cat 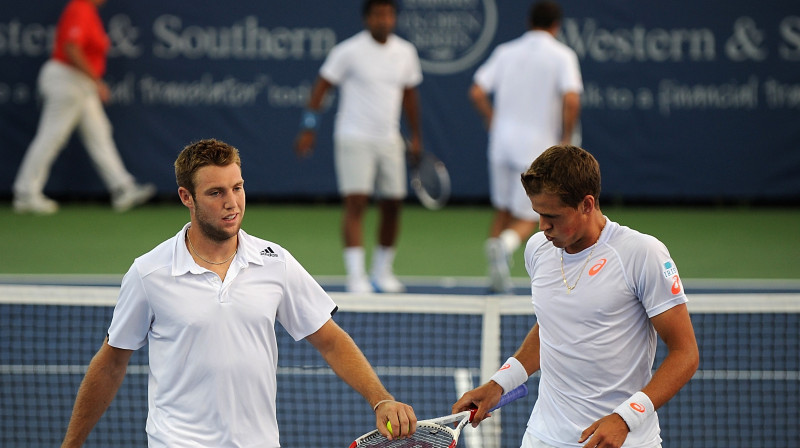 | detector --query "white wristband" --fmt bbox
[489,357,528,394]
[613,391,655,432]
